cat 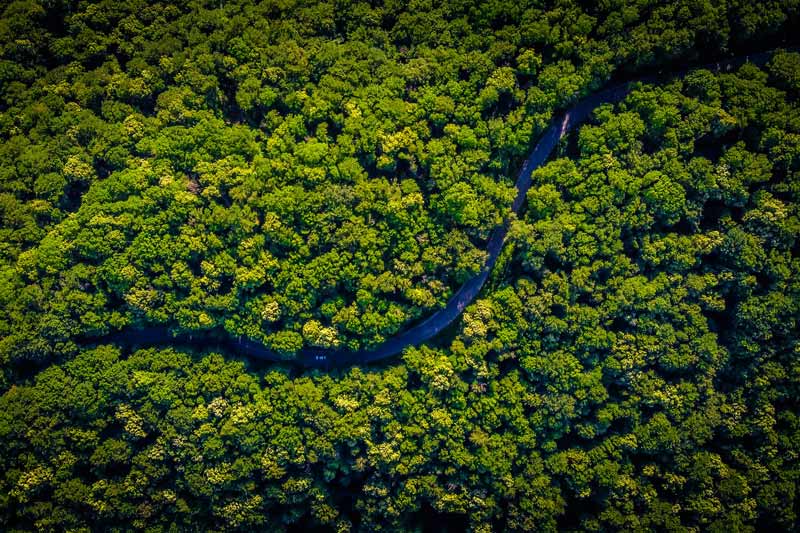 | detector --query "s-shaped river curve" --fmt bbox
[92,49,790,368]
